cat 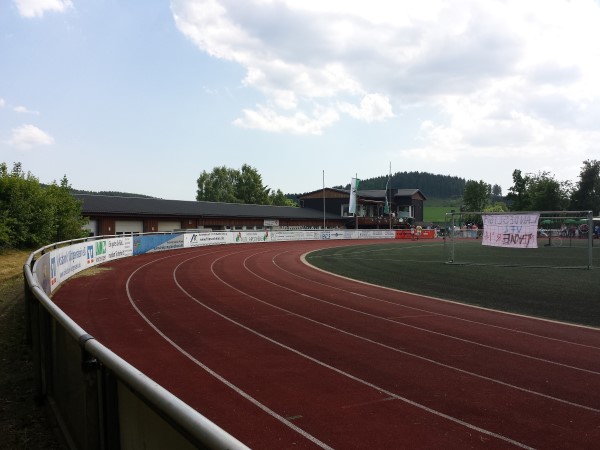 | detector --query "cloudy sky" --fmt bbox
[2,0,599,200]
